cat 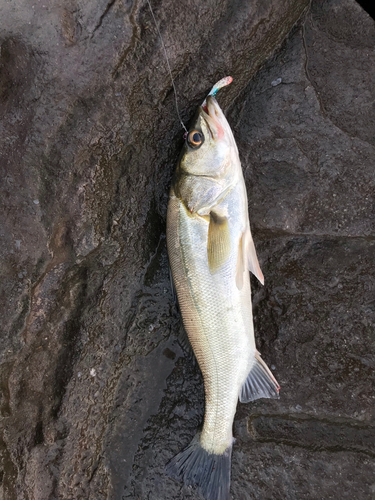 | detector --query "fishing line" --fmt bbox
[146,0,188,134]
